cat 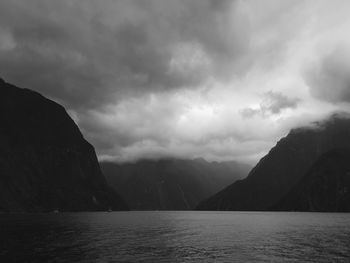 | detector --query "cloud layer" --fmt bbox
[1,0,350,164]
